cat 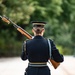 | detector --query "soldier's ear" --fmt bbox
[32,28,35,33]
[32,29,34,33]
[42,28,45,33]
